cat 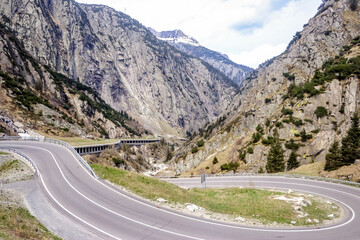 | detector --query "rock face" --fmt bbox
[0,0,238,136]
[172,0,360,174]
[149,28,253,86]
